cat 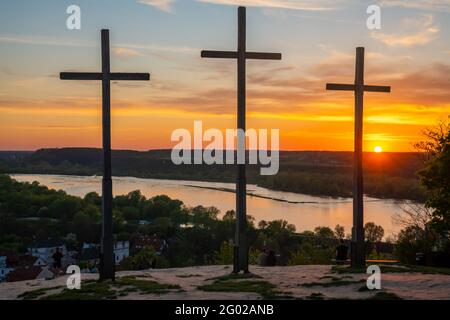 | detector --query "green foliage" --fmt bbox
[121,246,169,270]
[288,241,334,265]
[364,222,385,243]
[394,225,438,264]
[214,241,234,265]
[334,224,345,239]
[416,122,450,236]
[314,226,336,239]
